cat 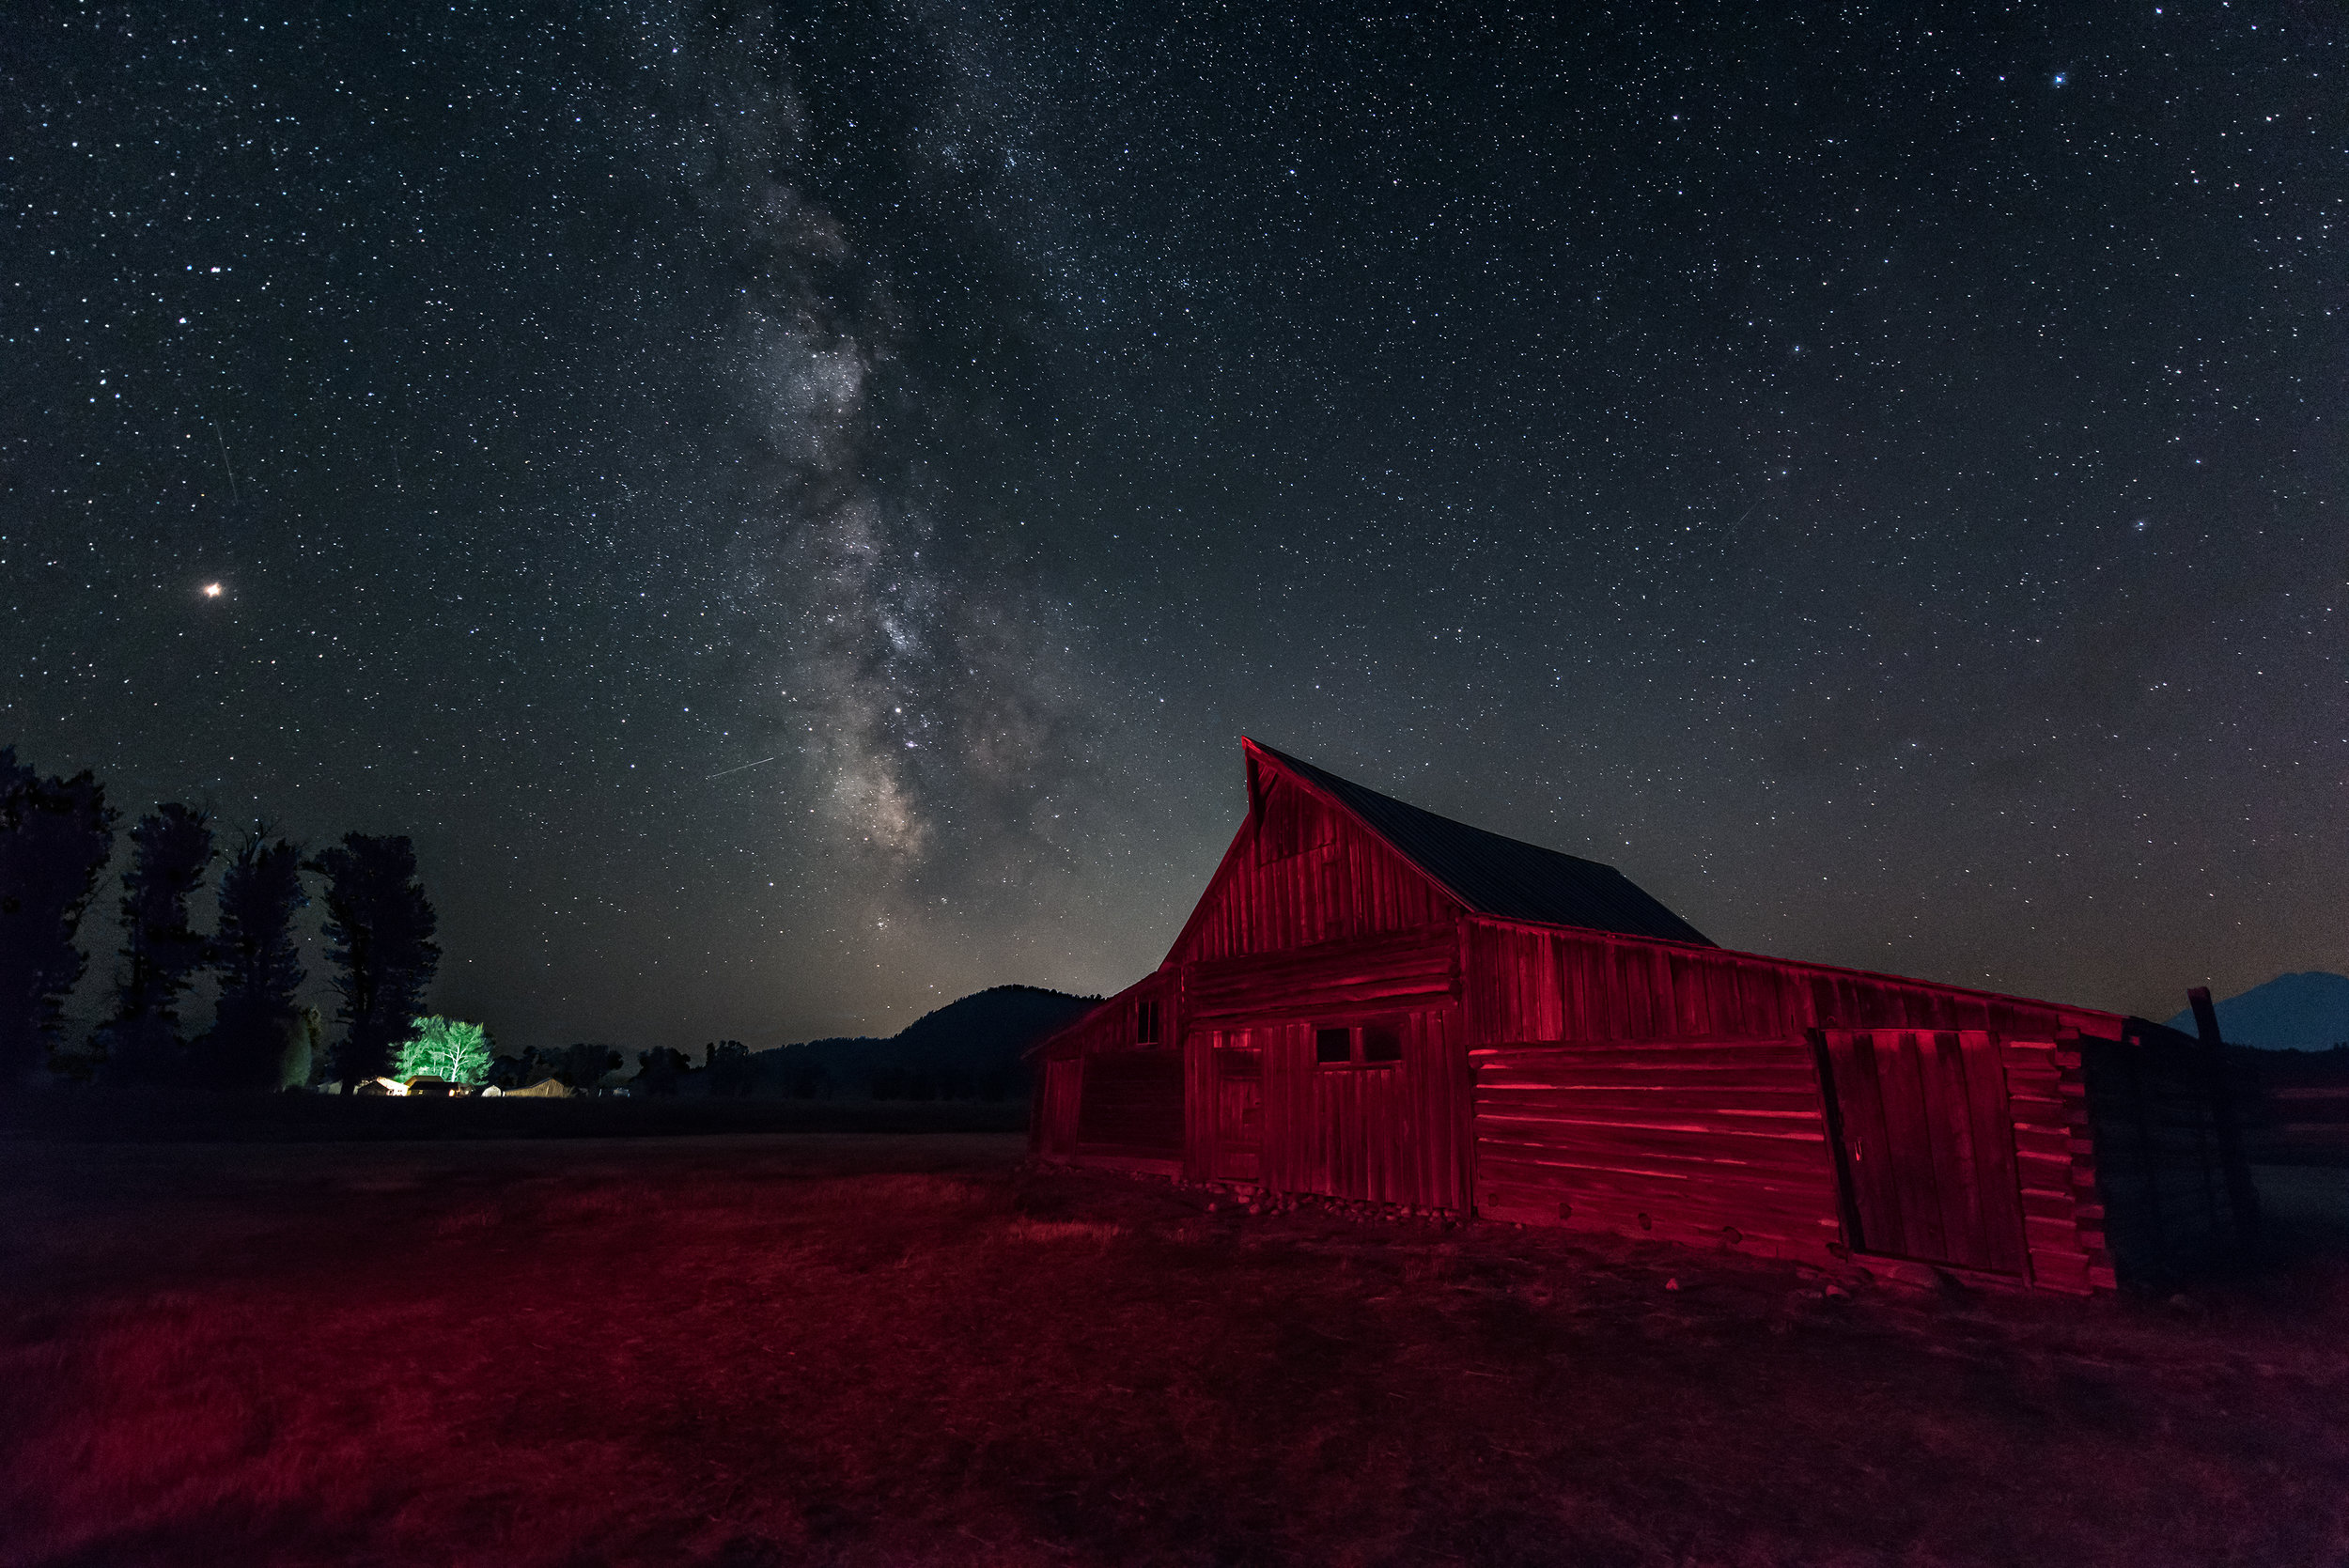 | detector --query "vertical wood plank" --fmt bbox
[1922,1030,1990,1265]
[1959,1030,2028,1274]
[1830,1032,1906,1256]
[1875,1032,1951,1261]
